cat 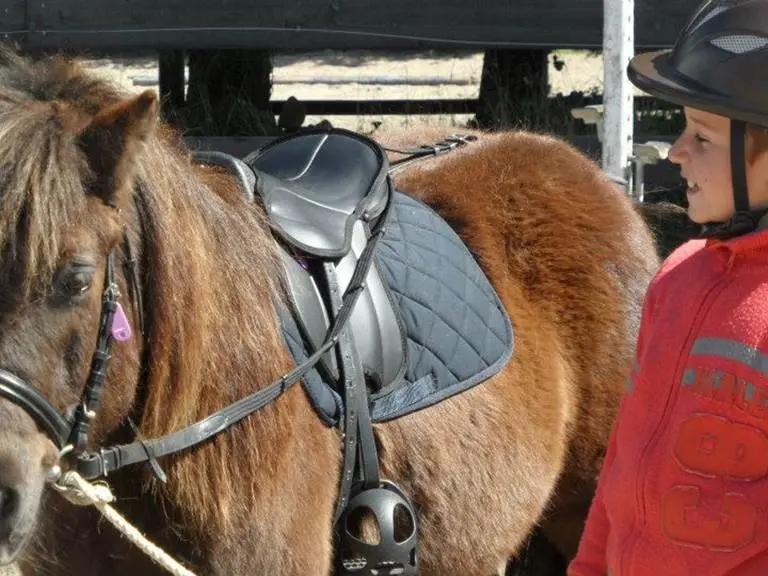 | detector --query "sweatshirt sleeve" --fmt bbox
[568,273,659,576]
